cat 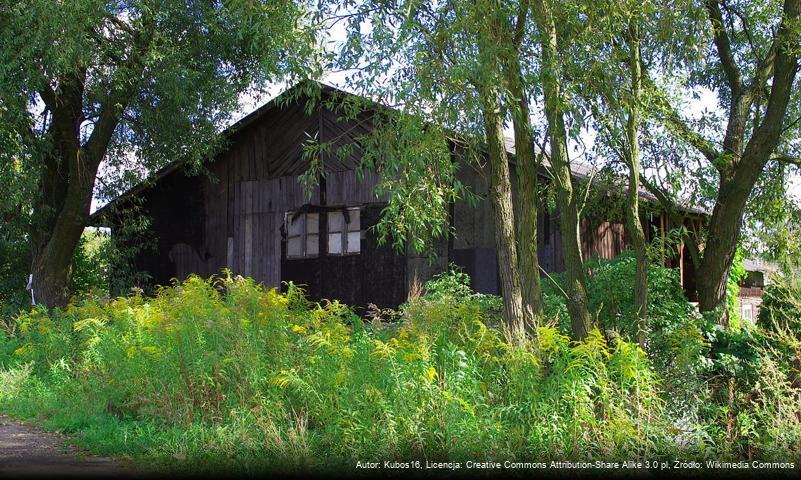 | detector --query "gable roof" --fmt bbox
[92,81,330,220]
[91,80,706,222]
